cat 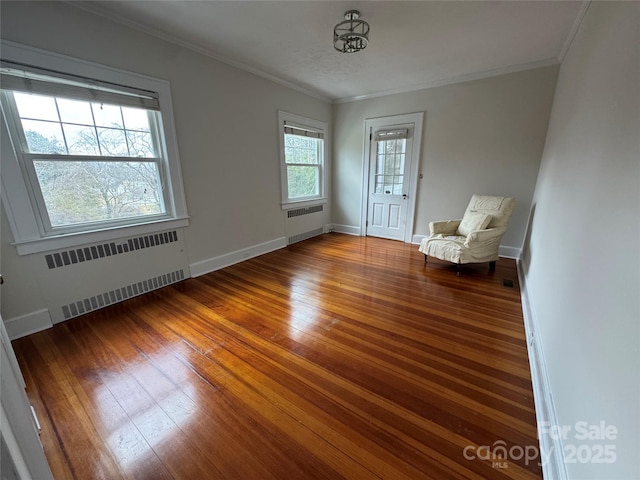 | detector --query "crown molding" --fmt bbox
[332,57,559,104]
[67,1,581,107]
[557,0,591,63]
